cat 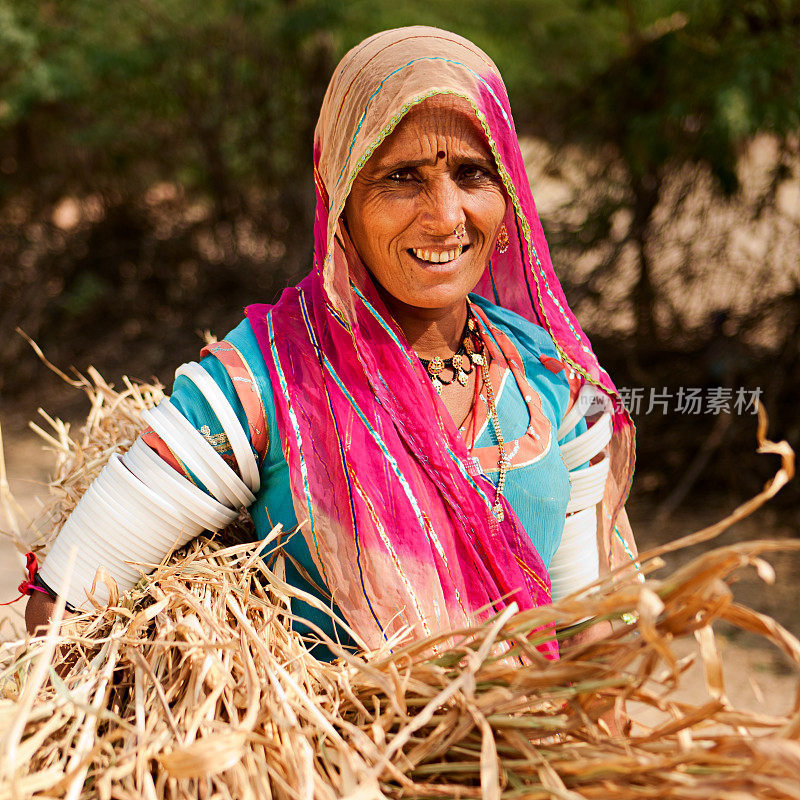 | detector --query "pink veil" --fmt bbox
[246,27,635,655]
